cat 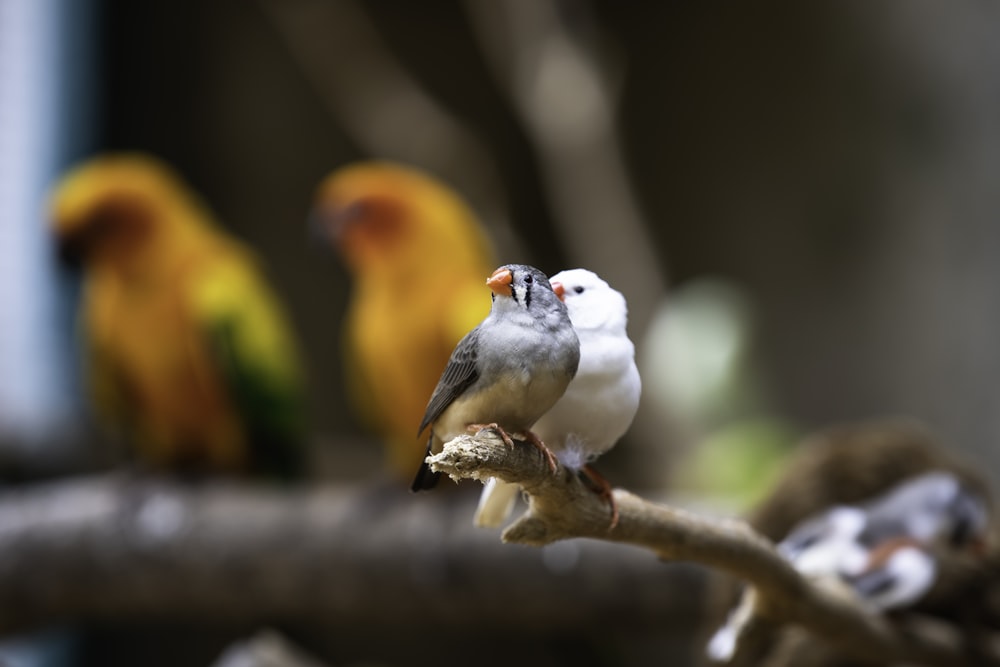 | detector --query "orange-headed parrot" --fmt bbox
[311,161,497,480]
[50,153,306,479]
